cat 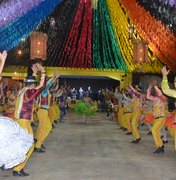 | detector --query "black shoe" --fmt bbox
[153,148,161,153]
[153,146,165,154]
[125,132,132,135]
[13,169,29,176]
[0,164,5,171]
[159,148,165,153]
[123,128,127,131]
[41,144,46,150]
[34,147,45,153]
[31,122,36,127]
[131,140,136,143]
[147,131,152,135]
[131,138,141,144]
[163,140,168,144]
